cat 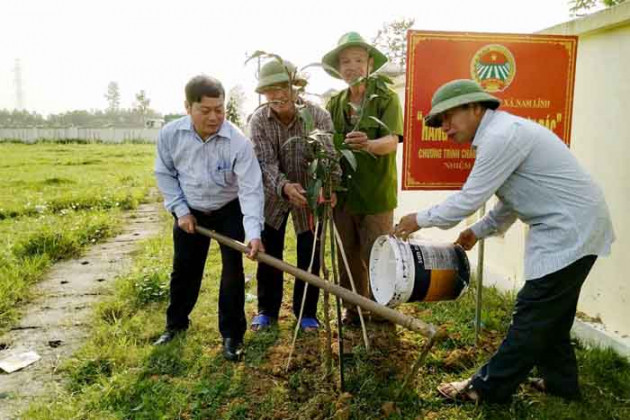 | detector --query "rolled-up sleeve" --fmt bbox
[416,123,529,231]
[379,90,404,140]
[234,139,265,242]
[155,129,190,218]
